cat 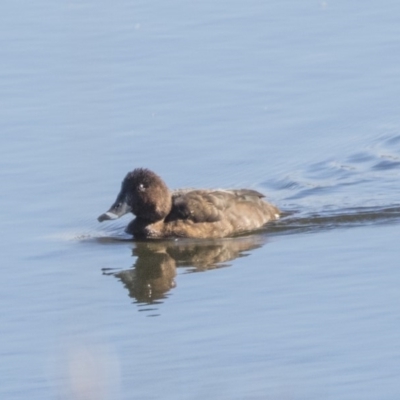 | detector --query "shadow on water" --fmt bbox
[97,133,400,314]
